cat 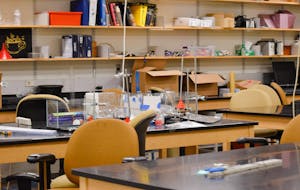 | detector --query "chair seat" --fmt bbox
[51,174,78,189]
[254,127,278,138]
